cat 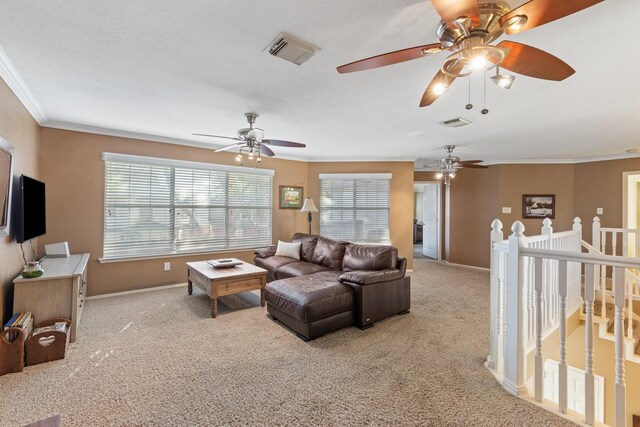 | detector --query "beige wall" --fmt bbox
[38,129,414,296]
[307,162,414,269]
[0,80,40,323]
[39,128,309,296]
[448,167,500,267]
[416,164,579,269]
[497,164,575,233]
[574,158,640,244]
